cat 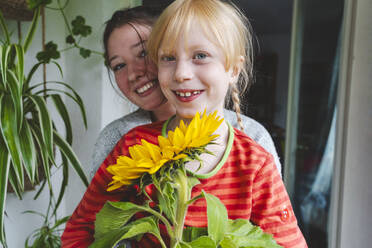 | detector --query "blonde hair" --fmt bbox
[147,0,254,130]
